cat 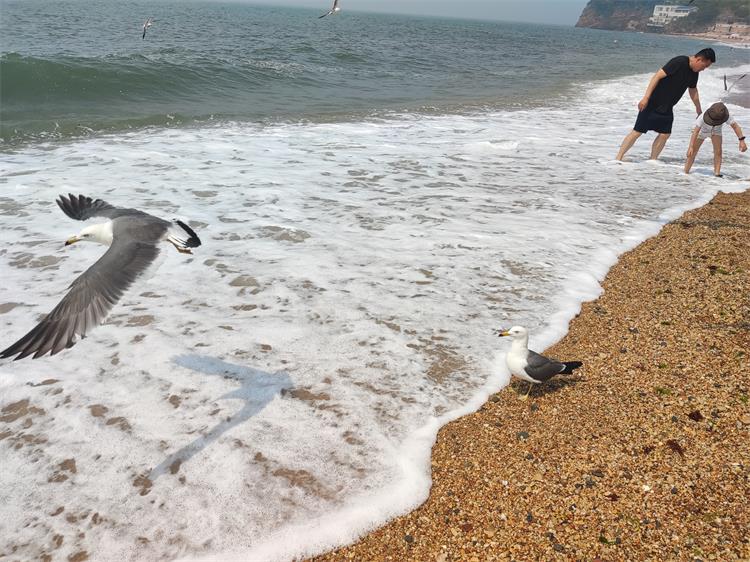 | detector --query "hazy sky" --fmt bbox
[253,1,591,26]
